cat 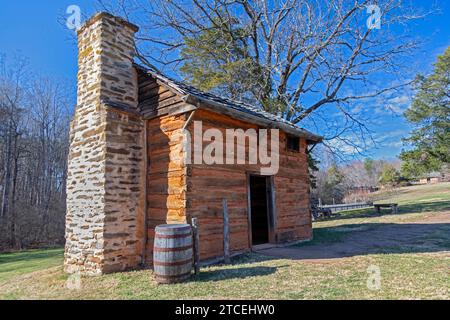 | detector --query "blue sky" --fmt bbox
[0,1,449,161]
